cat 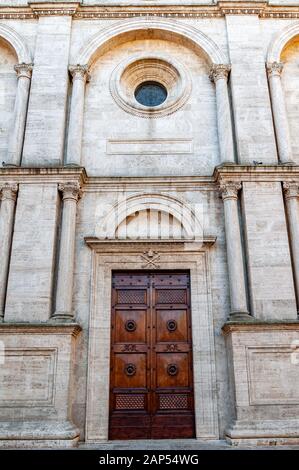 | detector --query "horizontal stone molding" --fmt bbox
[107,139,193,155]
[29,2,80,17]
[0,420,80,440]
[214,164,299,184]
[0,322,82,337]
[222,320,299,335]
[84,237,217,251]
[2,4,299,20]
[2,165,299,191]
